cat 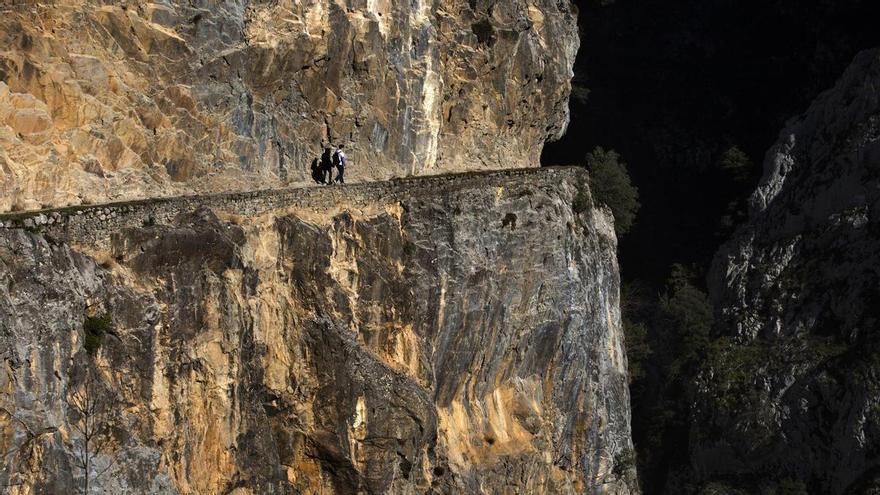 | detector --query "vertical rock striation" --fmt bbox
[0,169,636,494]
[698,49,880,493]
[0,0,578,212]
